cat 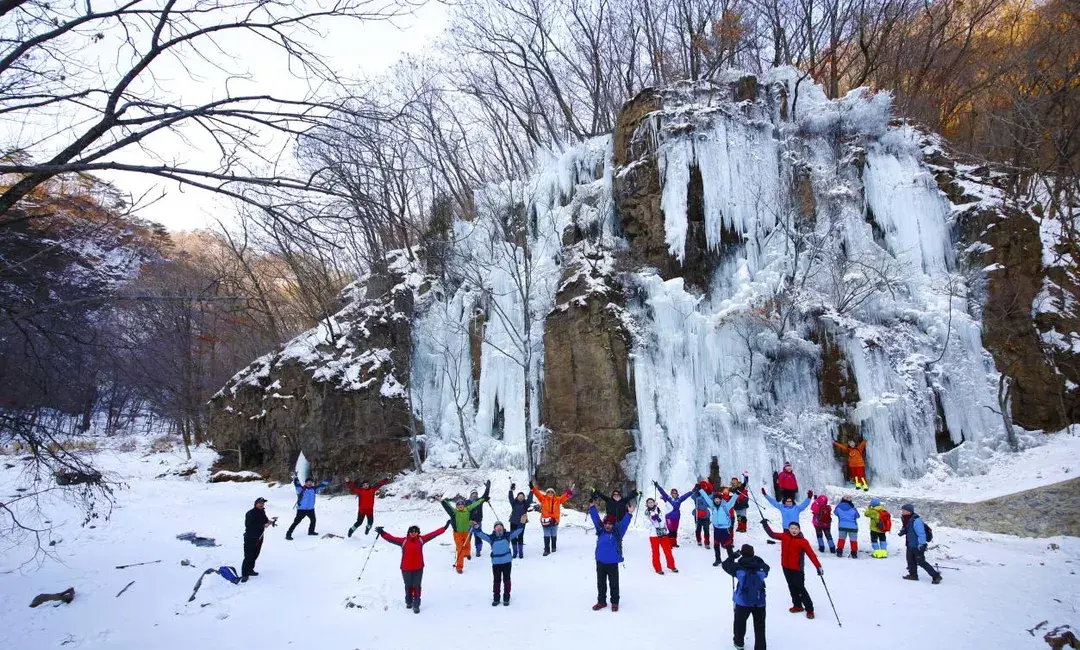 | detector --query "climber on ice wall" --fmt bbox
[834,438,870,490]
